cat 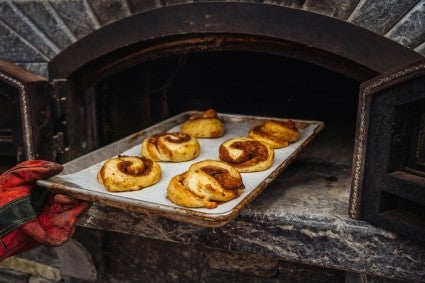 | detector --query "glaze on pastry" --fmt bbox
[248,119,299,149]
[97,156,161,192]
[167,160,245,209]
[181,109,225,138]
[219,137,274,173]
[142,132,200,162]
